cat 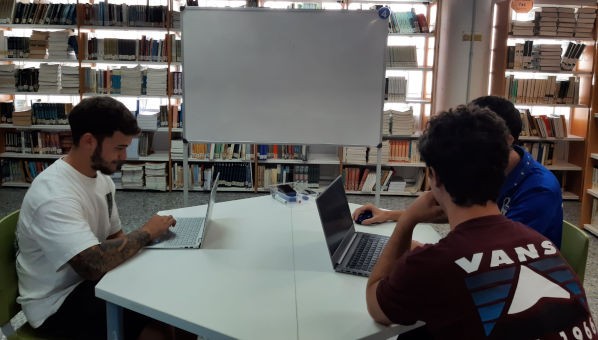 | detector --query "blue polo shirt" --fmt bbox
[497,145,563,248]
